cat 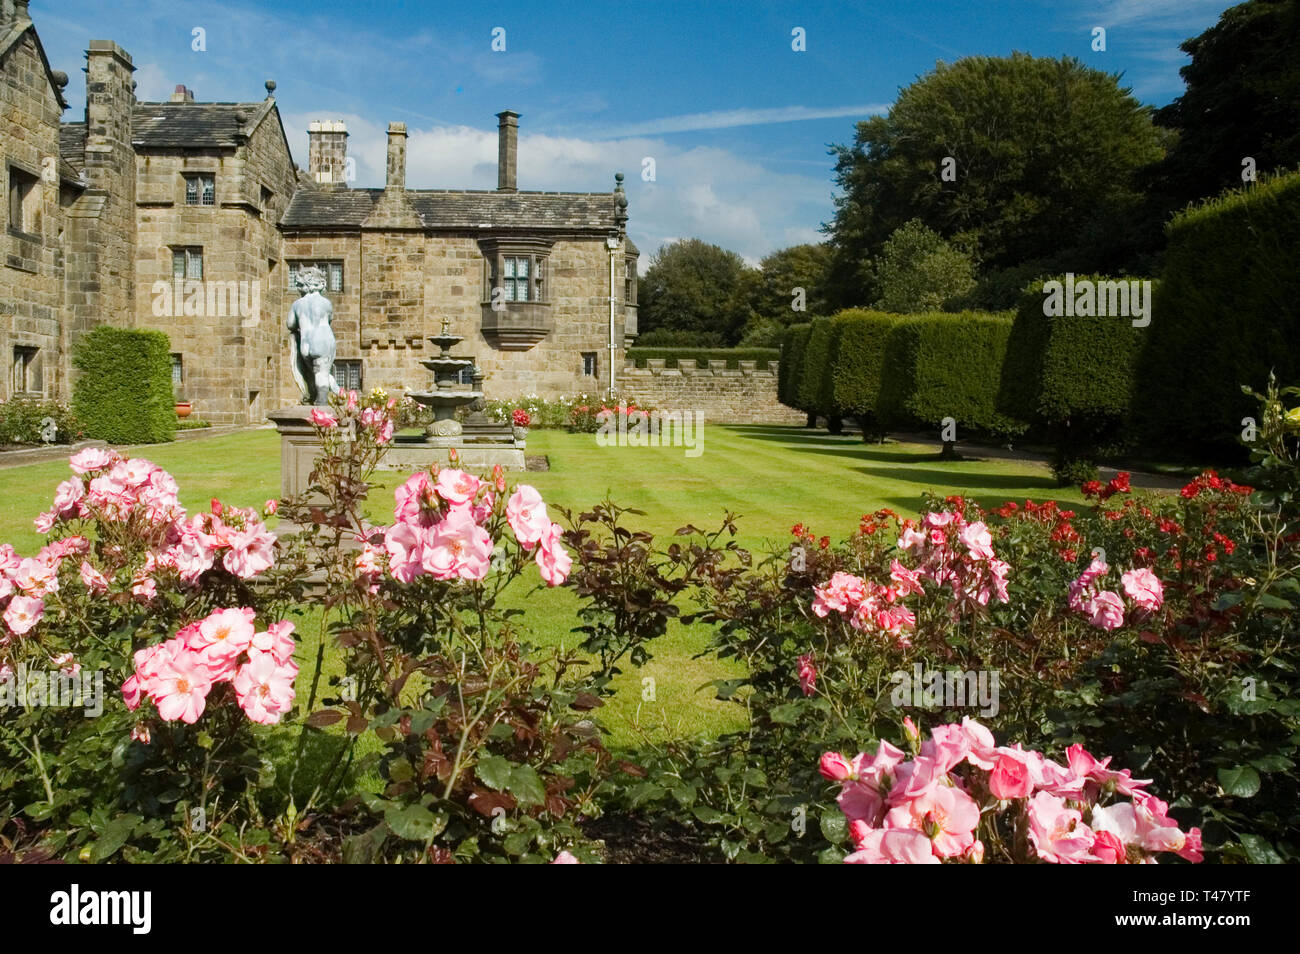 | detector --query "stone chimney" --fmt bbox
[385,122,407,191]
[307,120,348,185]
[169,84,194,103]
[2,2,31,28]
[72,40,137,341]
[496,110,519,192]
